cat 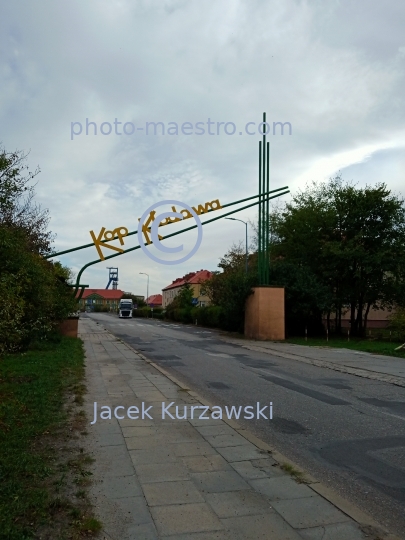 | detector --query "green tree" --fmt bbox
[202,244,256,332]
[271,176,405,335]
[165,282,195,323]
[0,226,77,353]
[0,145,78,353]
[0,145,52,254]
[176,282,194,308]
[388,308,405,341]
[123,292,146,308]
